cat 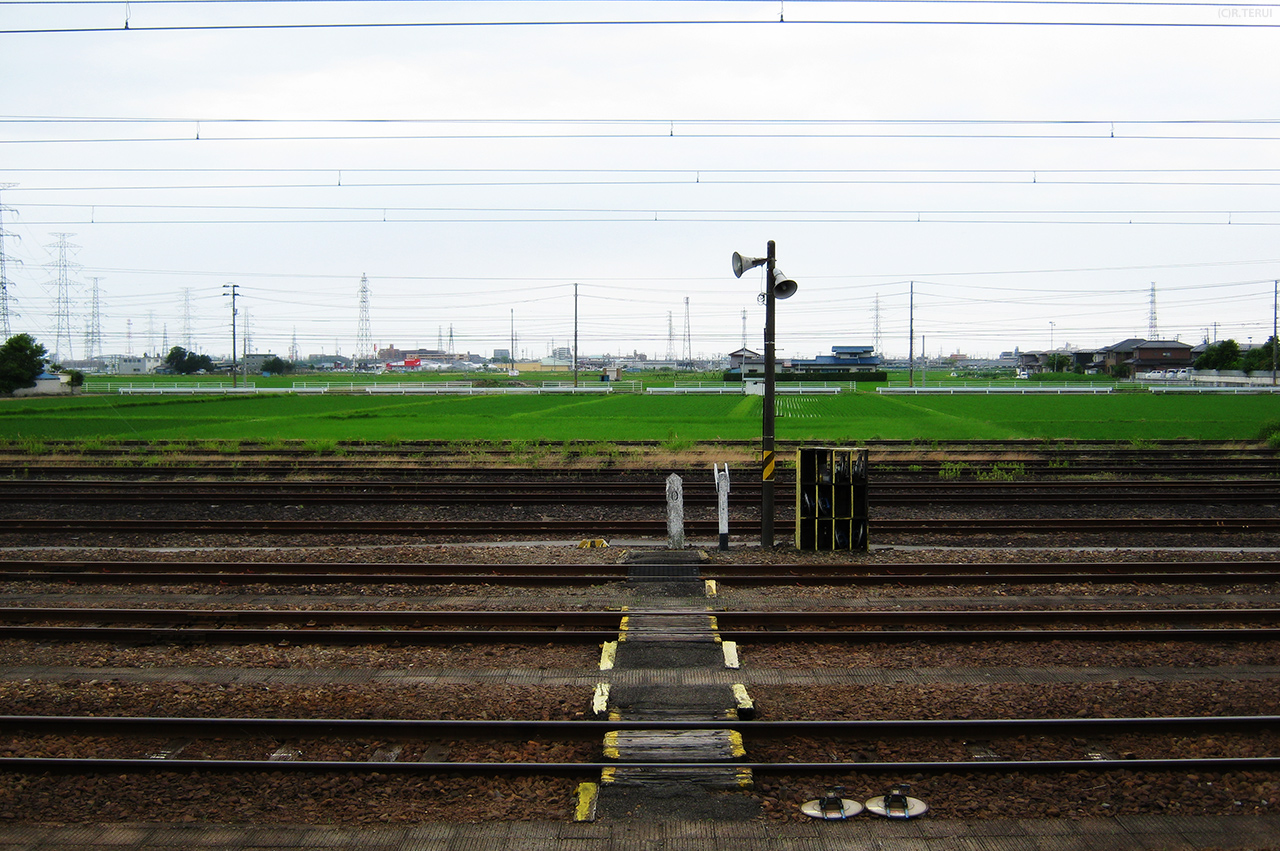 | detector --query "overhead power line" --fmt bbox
[5,7,1280,36]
